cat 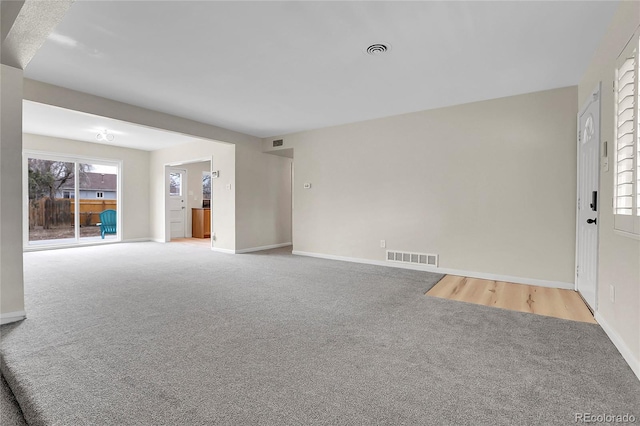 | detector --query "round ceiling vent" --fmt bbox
[365,43,391,56]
